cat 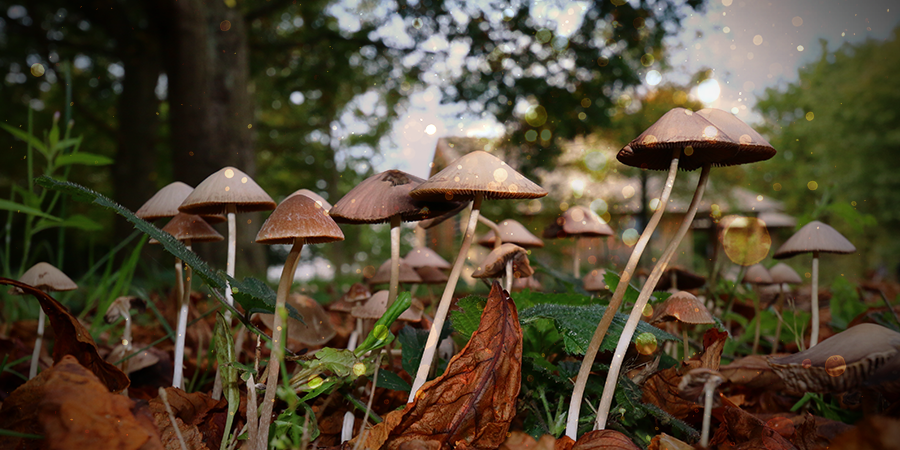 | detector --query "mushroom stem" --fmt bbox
[388,215,402,309]
[409,194,483,402]
[29,308,45,379]
[772,284,785,355]
[214,204,238,400]
[810,251,820,347]
[682,326,689,360]
[752,289,761,354]
[415,225,426,248]
[341,411,355,443]
[594,163,710,431]
[573,238,580,278]
[701,378,717,447]
[477,215,502,249]
[173,241,193,389]
[175,258,184,304]
[257,238,303,449]
[505,259,513,293]
[565,147,680,439]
